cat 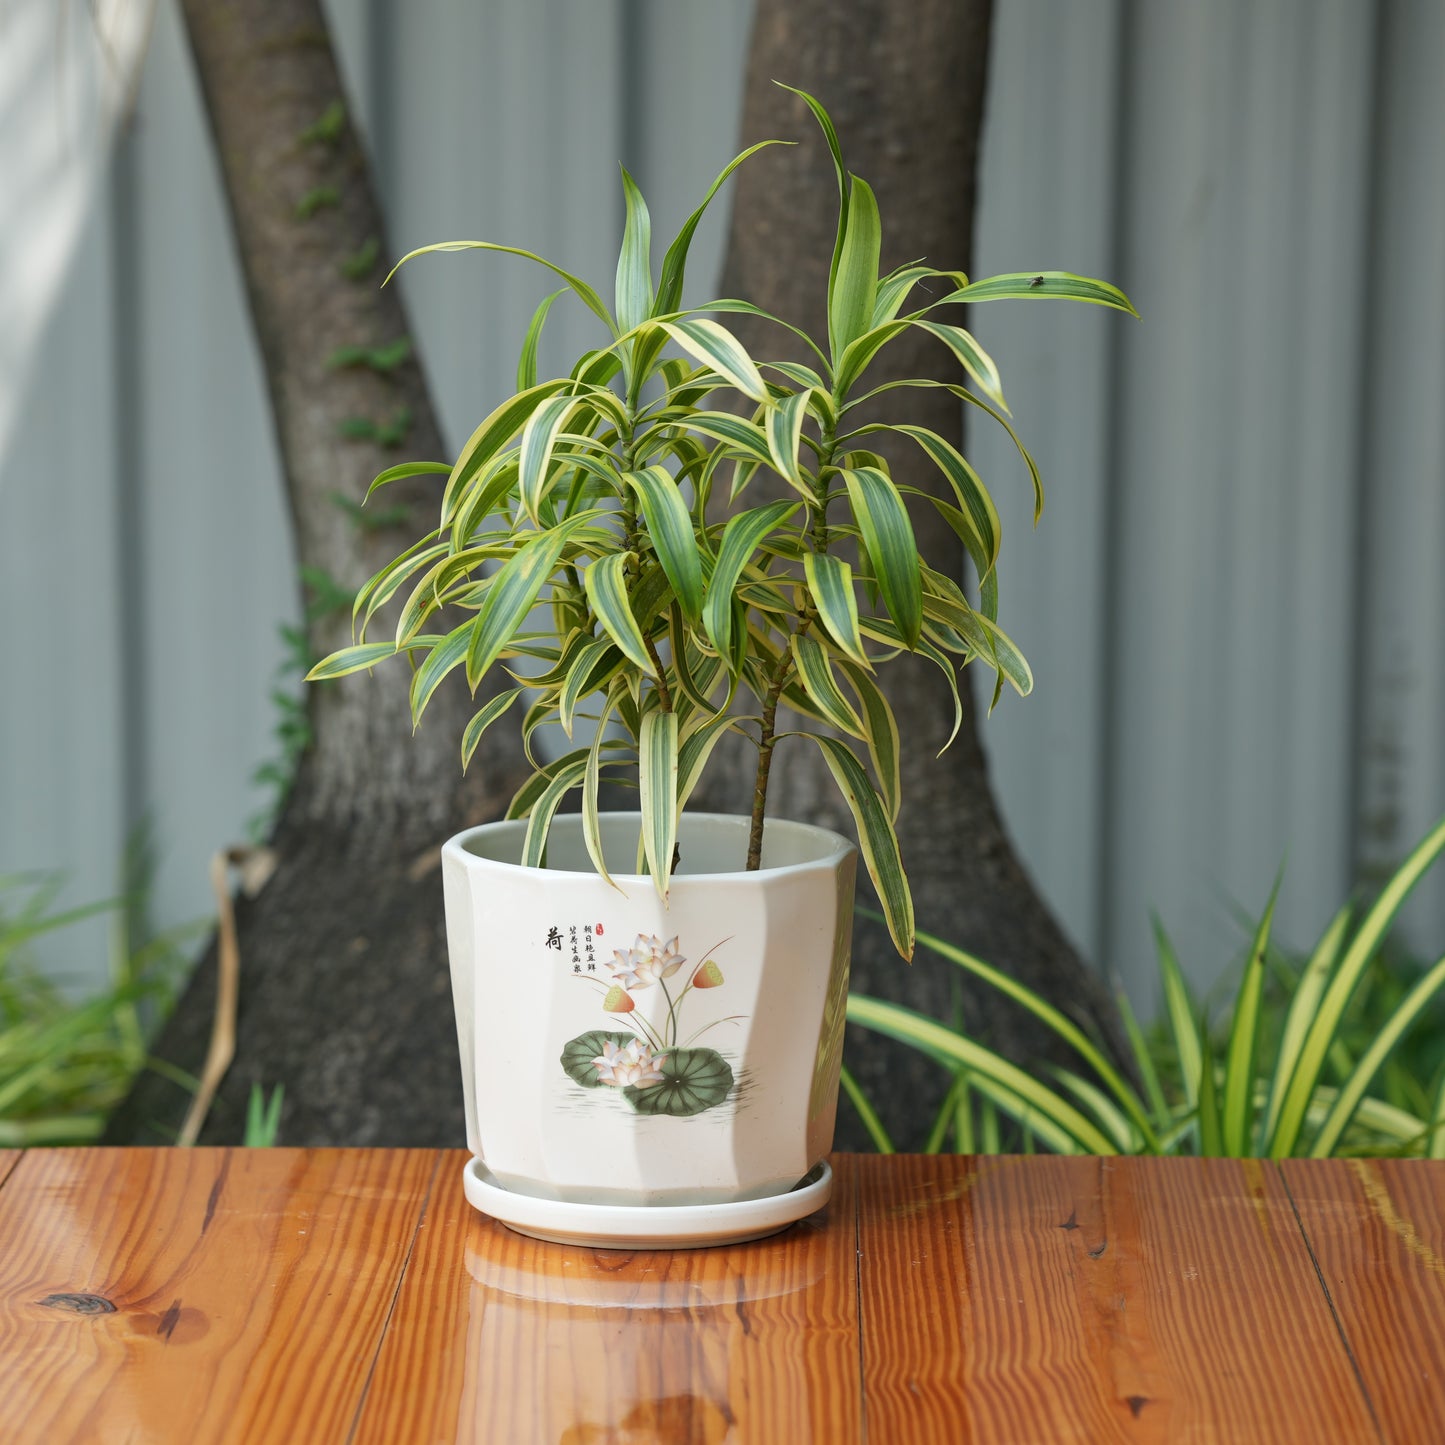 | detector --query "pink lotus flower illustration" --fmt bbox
[604,933,686,991]
[591,1037,668,1089]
